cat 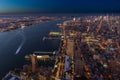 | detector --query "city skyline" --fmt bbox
[0,0,120,14]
